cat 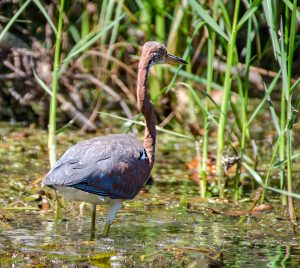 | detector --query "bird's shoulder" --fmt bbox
[56,134,144,165]
[43,134,148,187]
